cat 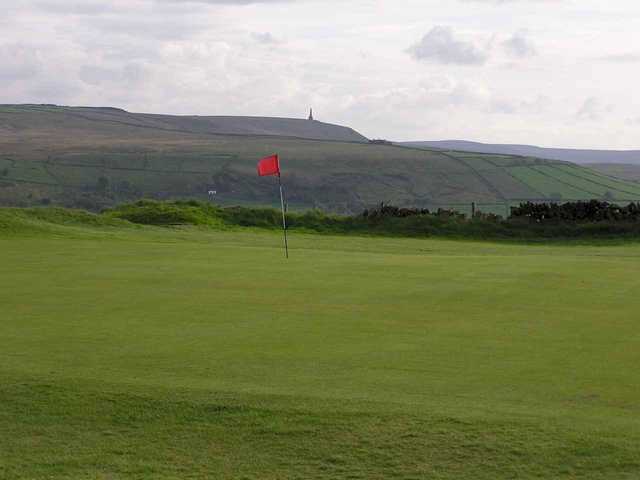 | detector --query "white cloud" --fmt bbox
[576,97,614,121]
[407,27,489,65]
[597,52,640,63]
